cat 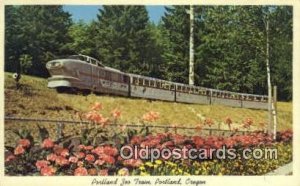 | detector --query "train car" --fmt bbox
[46,54,130,96]
[46,54,269,110]
[175,83,211,105]
[129,74,175,101]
